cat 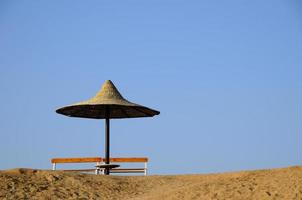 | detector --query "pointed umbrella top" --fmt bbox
[56,80,160,119]
[82,80,132,105]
